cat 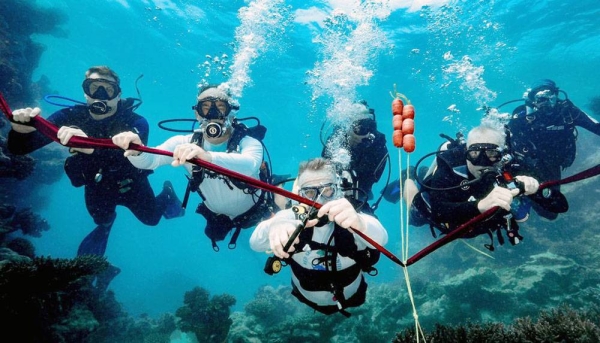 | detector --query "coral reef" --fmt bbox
[5,236,35,258]
[393,304,600,343]
[0,133,36,180]
[0,132,66,190]
[0,0,67,255]
[176,286,237,343]
[0,255,107,341]
[230,284,365,342]
[0,0,66,108]
[0,253,179,343]
[0,204,50,238]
